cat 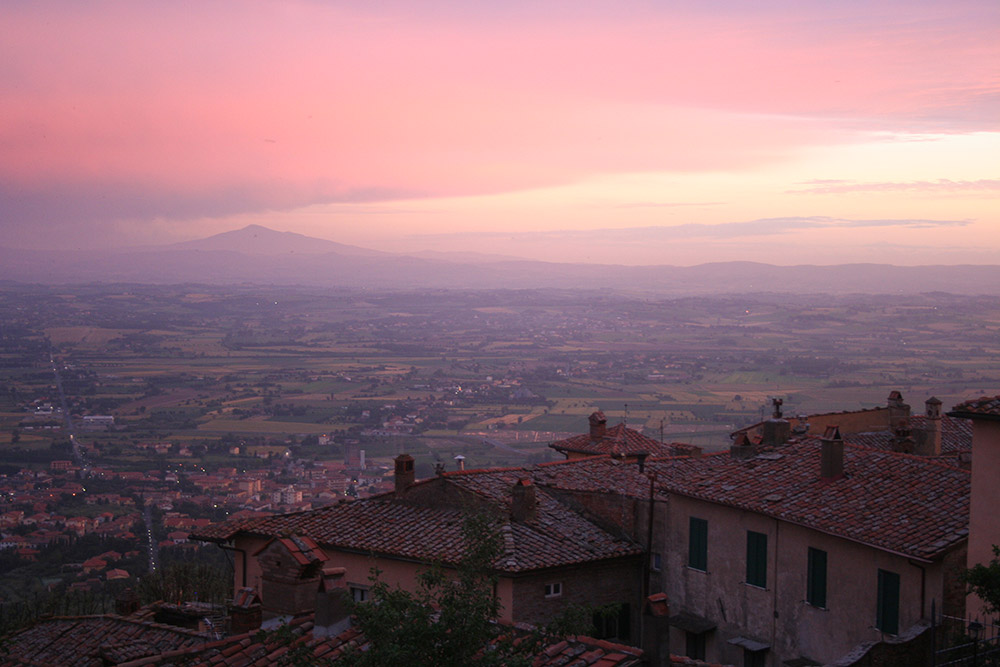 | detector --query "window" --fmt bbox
[544,582,562,598]
[743,648,767,667]
[746,531,767,588]
[806,547,827,608]
[876,569,900,634]
[350,586,369,603]
[688,517,708,571]
[685,631,706,660]
[592,603,630,642]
